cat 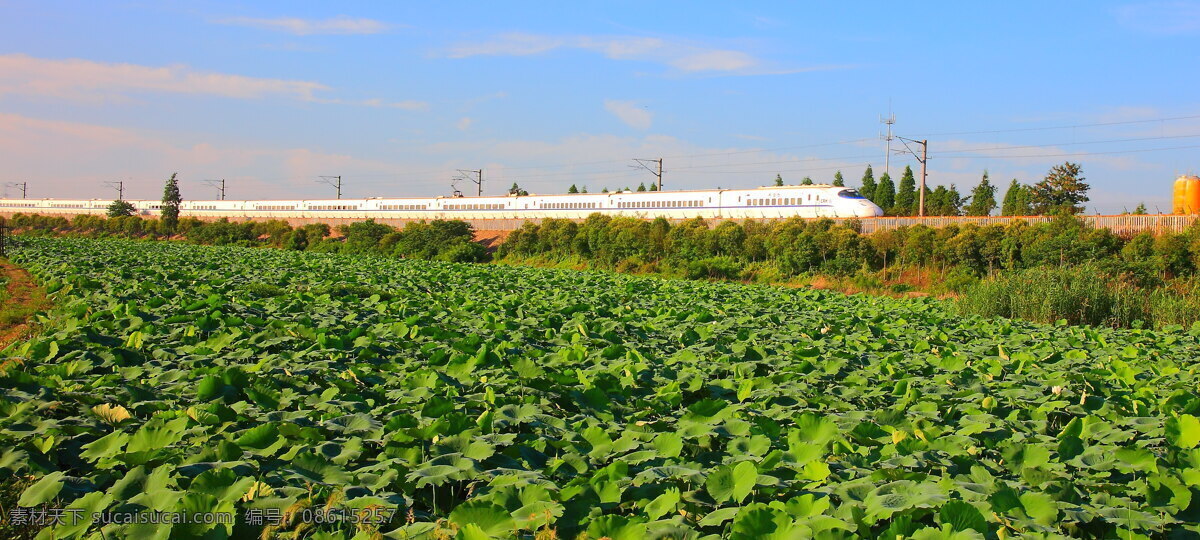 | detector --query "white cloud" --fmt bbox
[216,15,392,36]
[316,97,429,110]
[447,33,565,58]
[445,32,846,76]
[0,53,328,101]
[1114,2,1200,34]
[604,100,653,130]
[457,117,474,131]
[0,54,427,111]
[670,50,758,72]
[0,112,410,200]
